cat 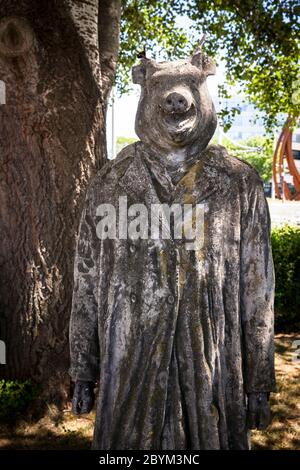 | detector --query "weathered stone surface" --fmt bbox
[69,50,276,449]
